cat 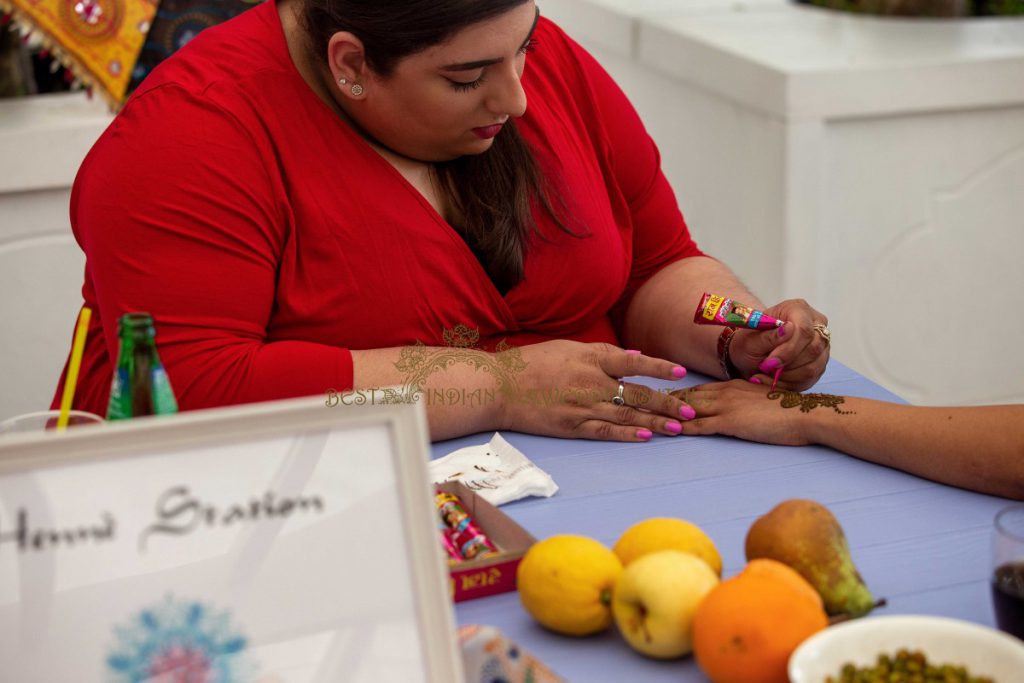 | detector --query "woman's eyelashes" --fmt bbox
[447,40,538,92]
[449,74,486,91]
